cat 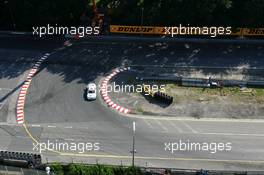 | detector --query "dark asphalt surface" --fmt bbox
[1,35,264,170]
[24,39,264,123]
[0,35,65,122]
